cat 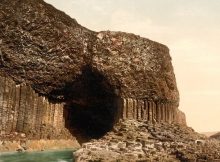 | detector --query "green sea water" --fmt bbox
[0,149,75,162]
